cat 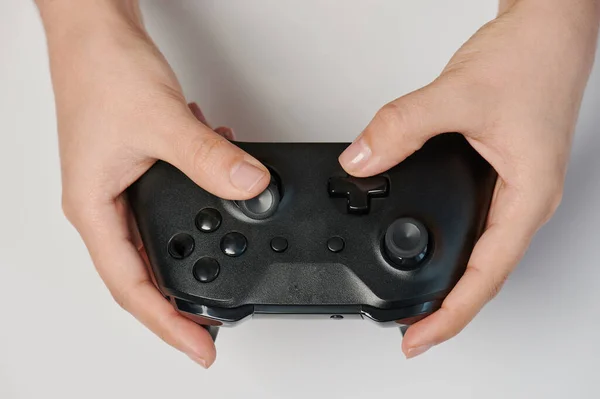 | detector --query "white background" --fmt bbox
[1,1,600,398]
